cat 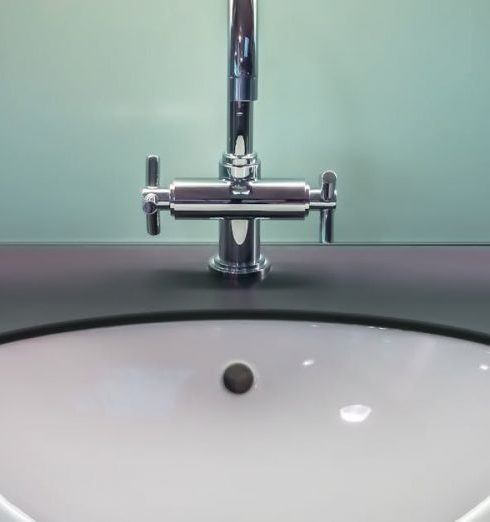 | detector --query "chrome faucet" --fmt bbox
[142,0,337,277]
